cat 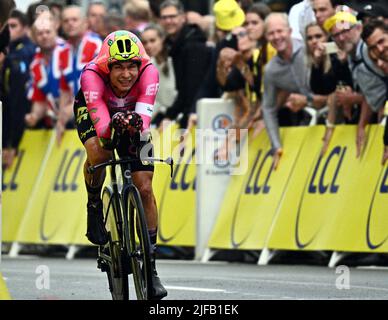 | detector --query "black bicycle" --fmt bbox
[88,140,173,300]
